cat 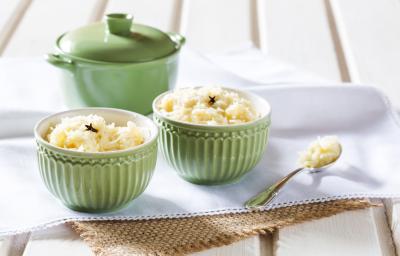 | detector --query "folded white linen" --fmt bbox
[0,48,399,236]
